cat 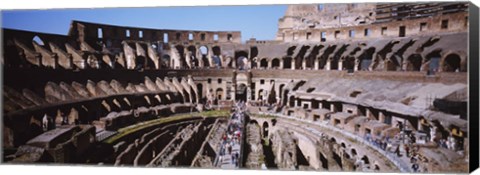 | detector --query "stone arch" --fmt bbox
[361,155,370,165]
[283,57,292,69]
[215,88,224,100]
[162,54,171,68]
[212,46,221,56]
[174,45,186,69]
[250,46,258,59]
[358,47,375,71]
[332,151,343,169]
[260,58,268,68]
[187,45,198,68]
[441,53,462,72]
[271,58,280,68]
[406,54,423,71]
[262,121,269,138]
[351,148,357,157]
[289,95,296,107]
[199,45,209,67]
[343,56,356,70]
[425,49,442,72]
[258,89,264,100]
